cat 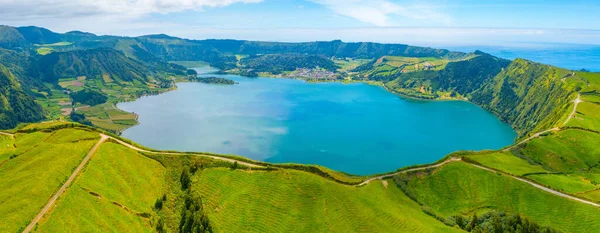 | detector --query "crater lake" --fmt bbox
[118,68,516,175]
